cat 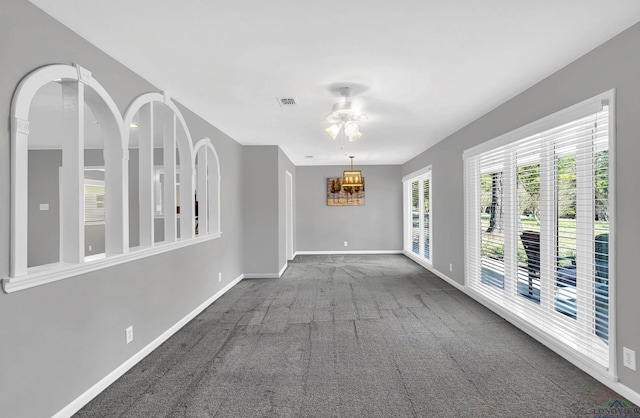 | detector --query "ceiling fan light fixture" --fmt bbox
[348,131,362,142]
[330,100,357,118]
[325,86,367,148]
[344,122,361,141]
[325,124,341,140]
